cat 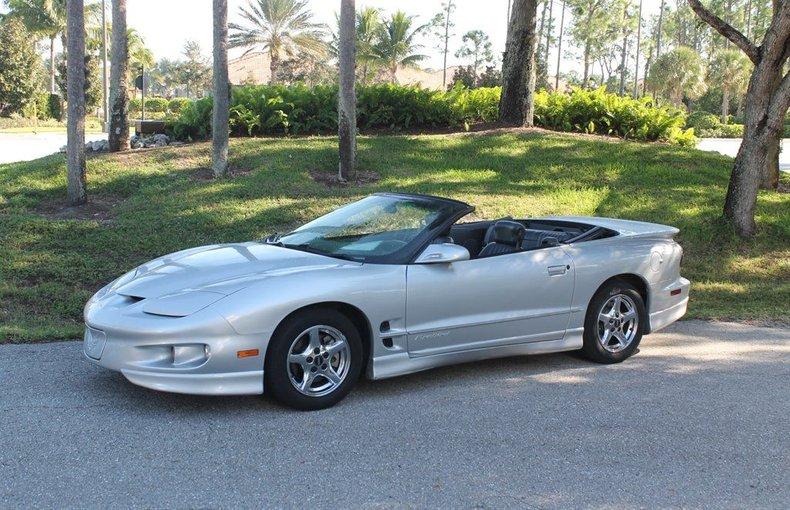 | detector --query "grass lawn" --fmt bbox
[0,129,788,342]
